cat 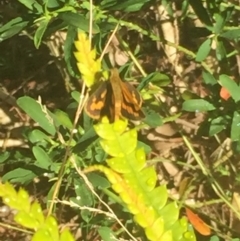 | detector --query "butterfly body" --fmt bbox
[85,68,144,123]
